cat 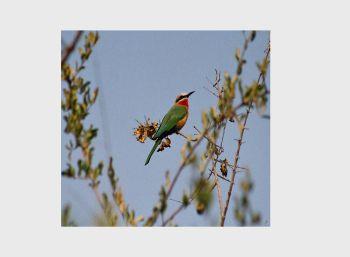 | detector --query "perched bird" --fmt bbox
[145,91,195,165]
